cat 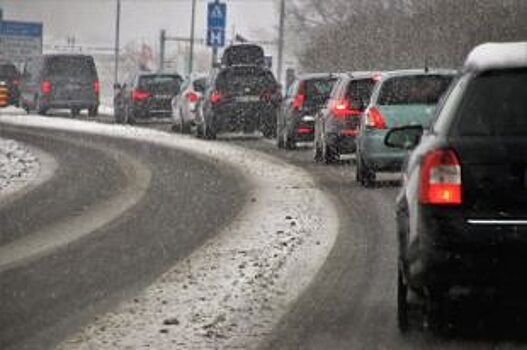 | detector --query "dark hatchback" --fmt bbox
[277,73,339,149]
[199,65,281,139]
[20,54,100,116]
[389,42,527,333]
[114,73,182,124]
[0,61,21,107]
